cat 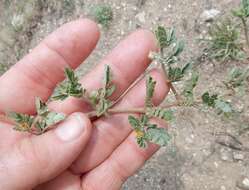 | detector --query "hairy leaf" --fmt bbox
[89,65,115,116]
[145,76,156,107]
[92,4,113,27]
[128,114,171,148]
[45,112,65,126]
[9,112,34,132]
[52,68,84,101]
[146,127,171,146]
[147,108,174,122]
[35,97,49,116]
[168,63,191,82]
[155,26,175,50]
[215,99,233,116]
[243,0,249,16]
